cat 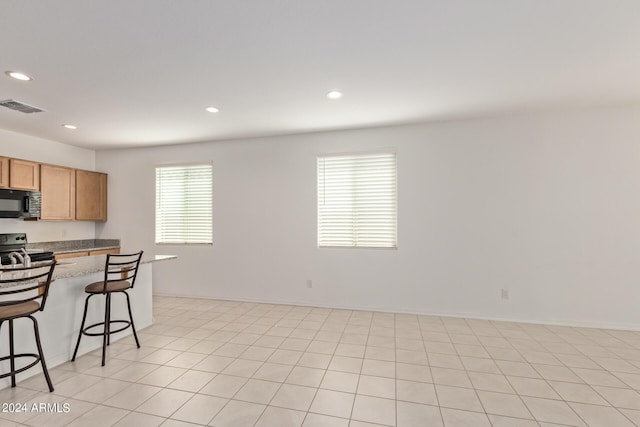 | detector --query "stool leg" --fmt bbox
[30,316,54,392]
[107,293,111,346]
[101,293,111,366]
[72,294,93,362]
[9,319,15,387]
[124,291,140,348]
